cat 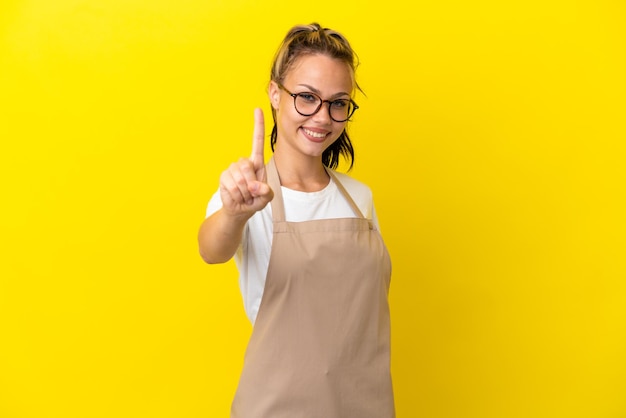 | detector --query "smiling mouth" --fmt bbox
[302,128,327,139]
